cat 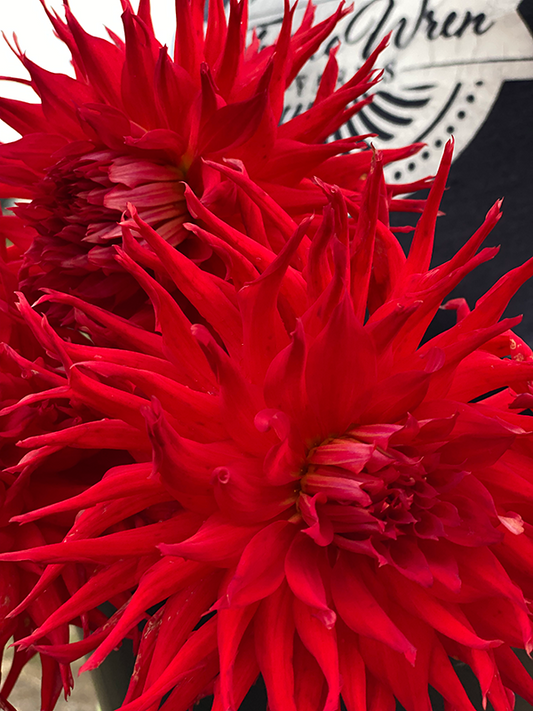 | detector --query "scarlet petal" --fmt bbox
[217,602,258,711]
[35,289,164,357]
[285,532,336,628]
[0,514,201,564]
[331,553,417,664]
[418,540,461,594]
[293,635,327,711]
[307,439,374,474]
[138,575,222,696]
[160,513,260,566]
[143,398,217,514]
[10,463,157,525]
[84,360,224,442]
[366,674,396,711]
[198,92,268,155]
[17,557,153,649]
[337,622,366,711]
[428,639,477,711]
[305,293,377,436]
[17,418,148,453]
[293,597,340,711]
[385,568,500,651]
[126,206,243,357]
[82,558,208,672]
[239,219,310,381]
[183,184,277,276]
[212,458,295,523]
[64,5,123,107]
[68,364,150,432]
[192,325,270,455]
[114,248,215,390]
[120,9,160,130]
[203,159,300,246]
[254,582,297,711]
[486,668,515,711]
[119,617,219,711]
[264,319,314,435]
[0,96,52,136]
[350,152,383,322]
[221,520,297,607]
[299,493,334,547]
[212,624,260,711]
[360,607,435,711]
[361,370,430,424]
[403,138,453,277]
[388,538,433,587]
[493,645,533,705]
